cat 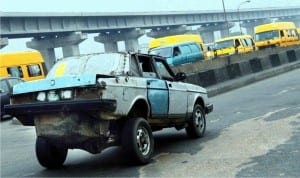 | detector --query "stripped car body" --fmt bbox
[5,52,213,168]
